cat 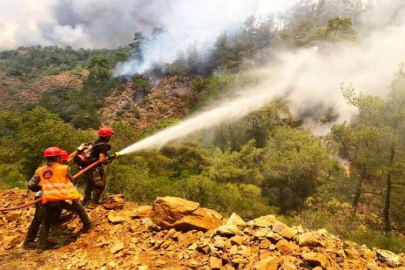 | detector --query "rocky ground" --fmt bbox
[101,75,197,128]
[0,189,404,270]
